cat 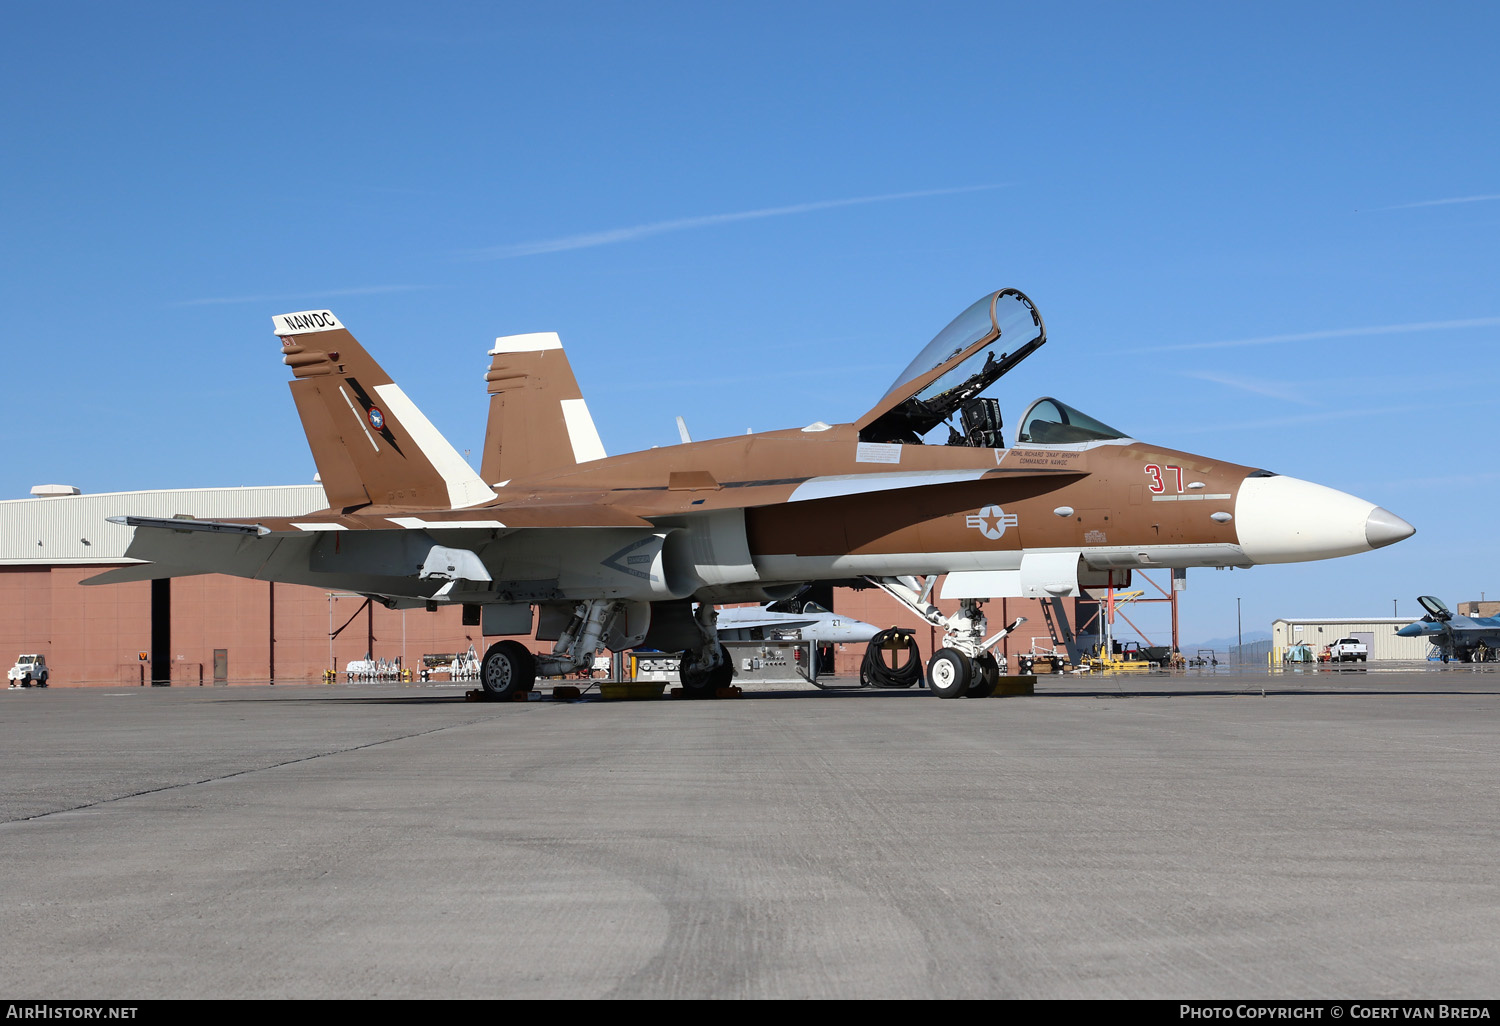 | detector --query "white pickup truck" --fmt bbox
[8,654,49,687]
[1328,638,1368,663]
